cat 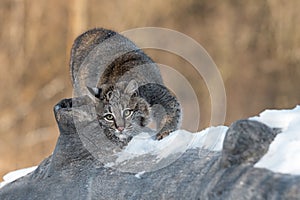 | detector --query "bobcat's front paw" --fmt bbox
[156,130,172,140]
